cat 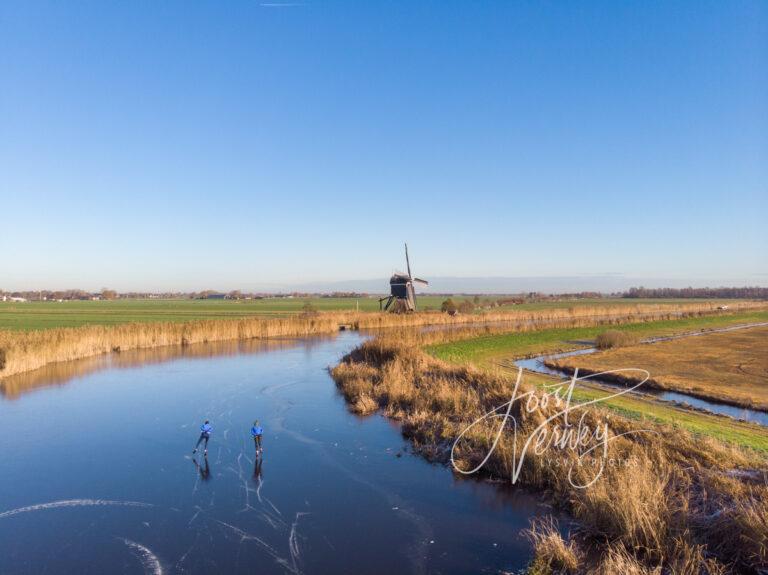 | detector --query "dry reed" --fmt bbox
[595,329,639,349]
